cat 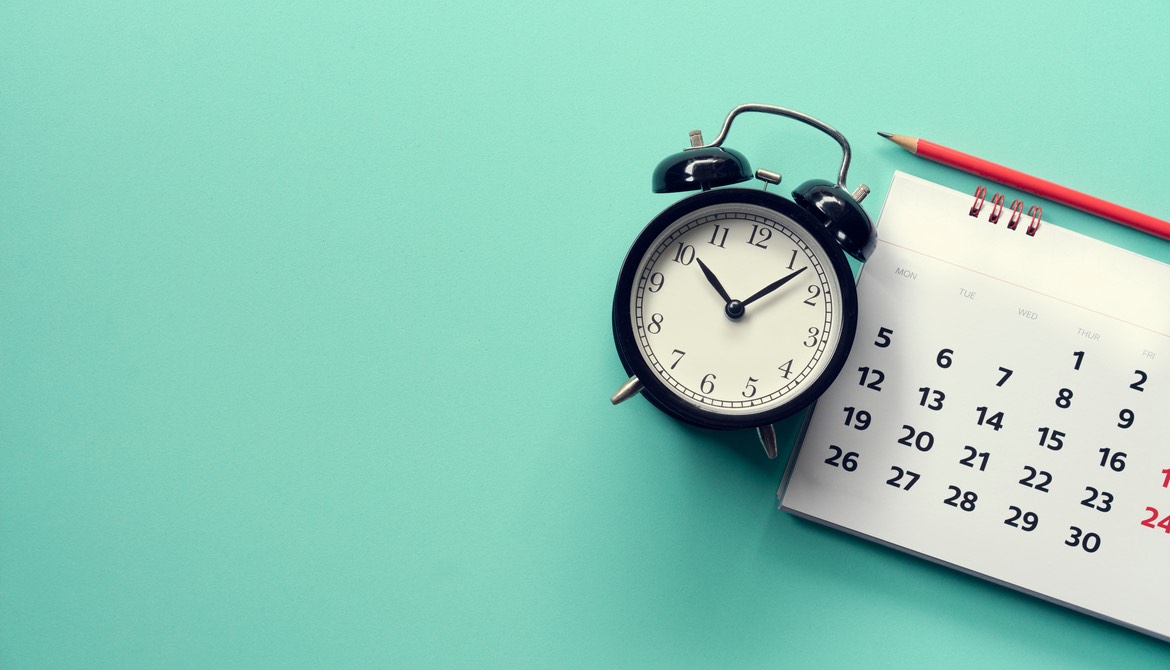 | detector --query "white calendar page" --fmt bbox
[780,171,1170,641]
